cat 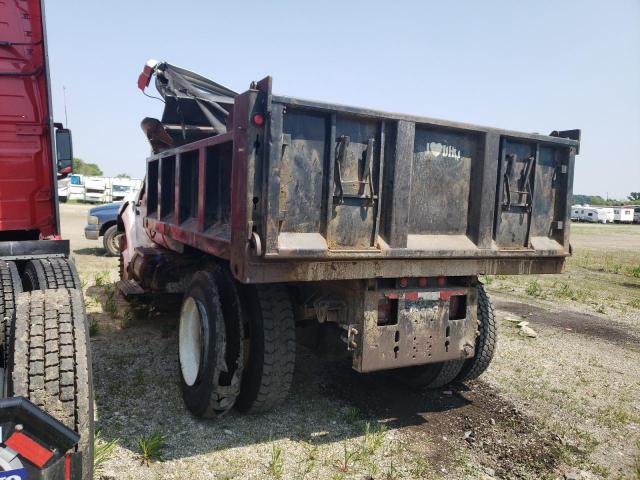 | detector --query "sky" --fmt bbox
[44,0,639,199]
